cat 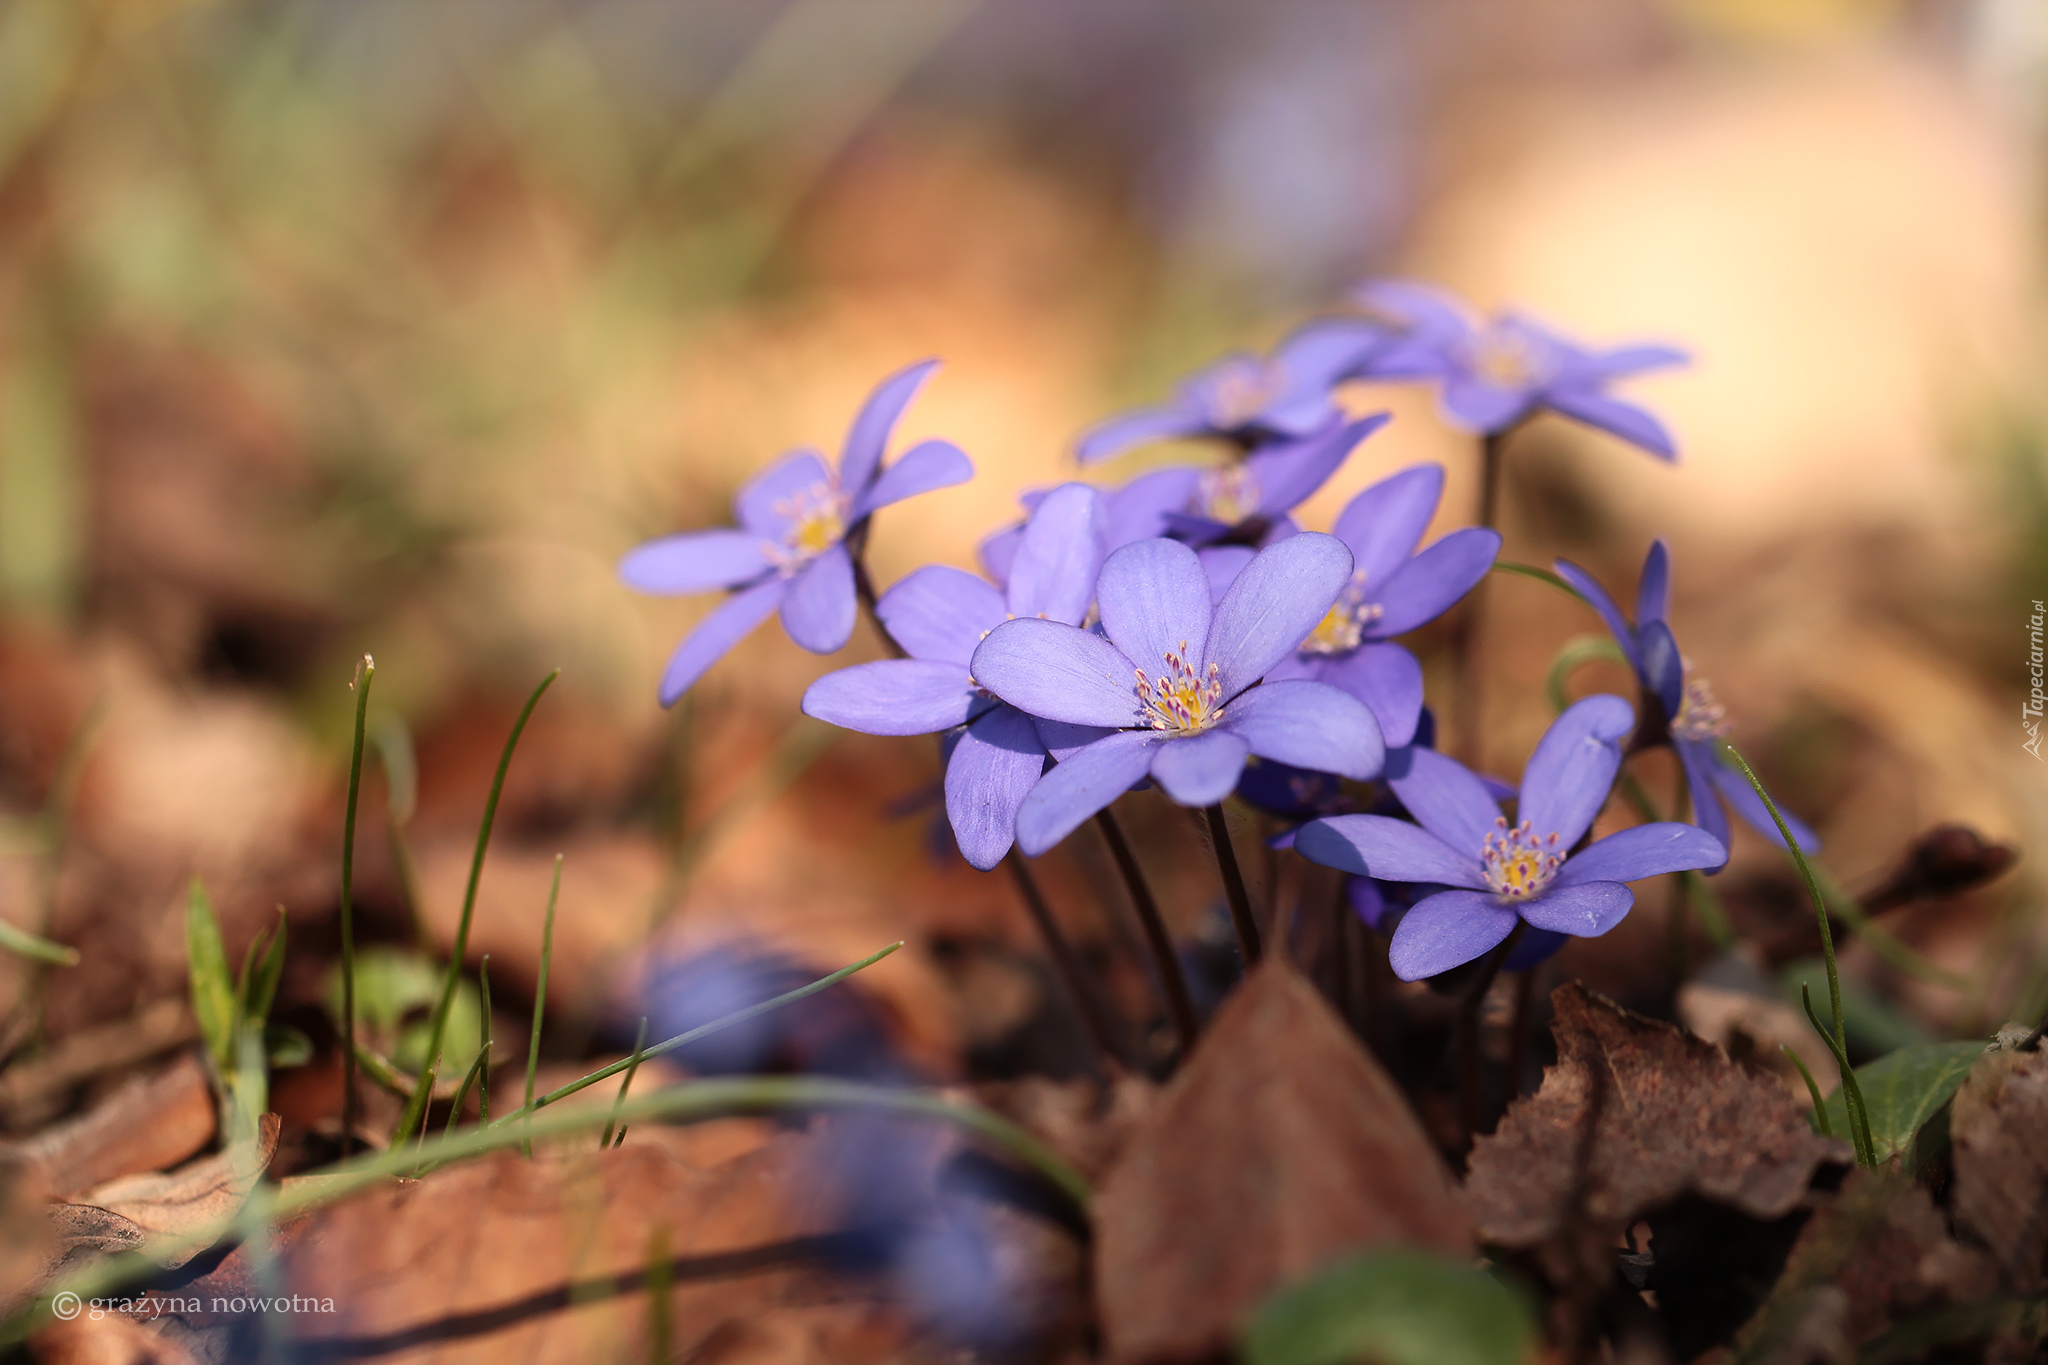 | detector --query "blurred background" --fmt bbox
[0,0,2042,1096]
